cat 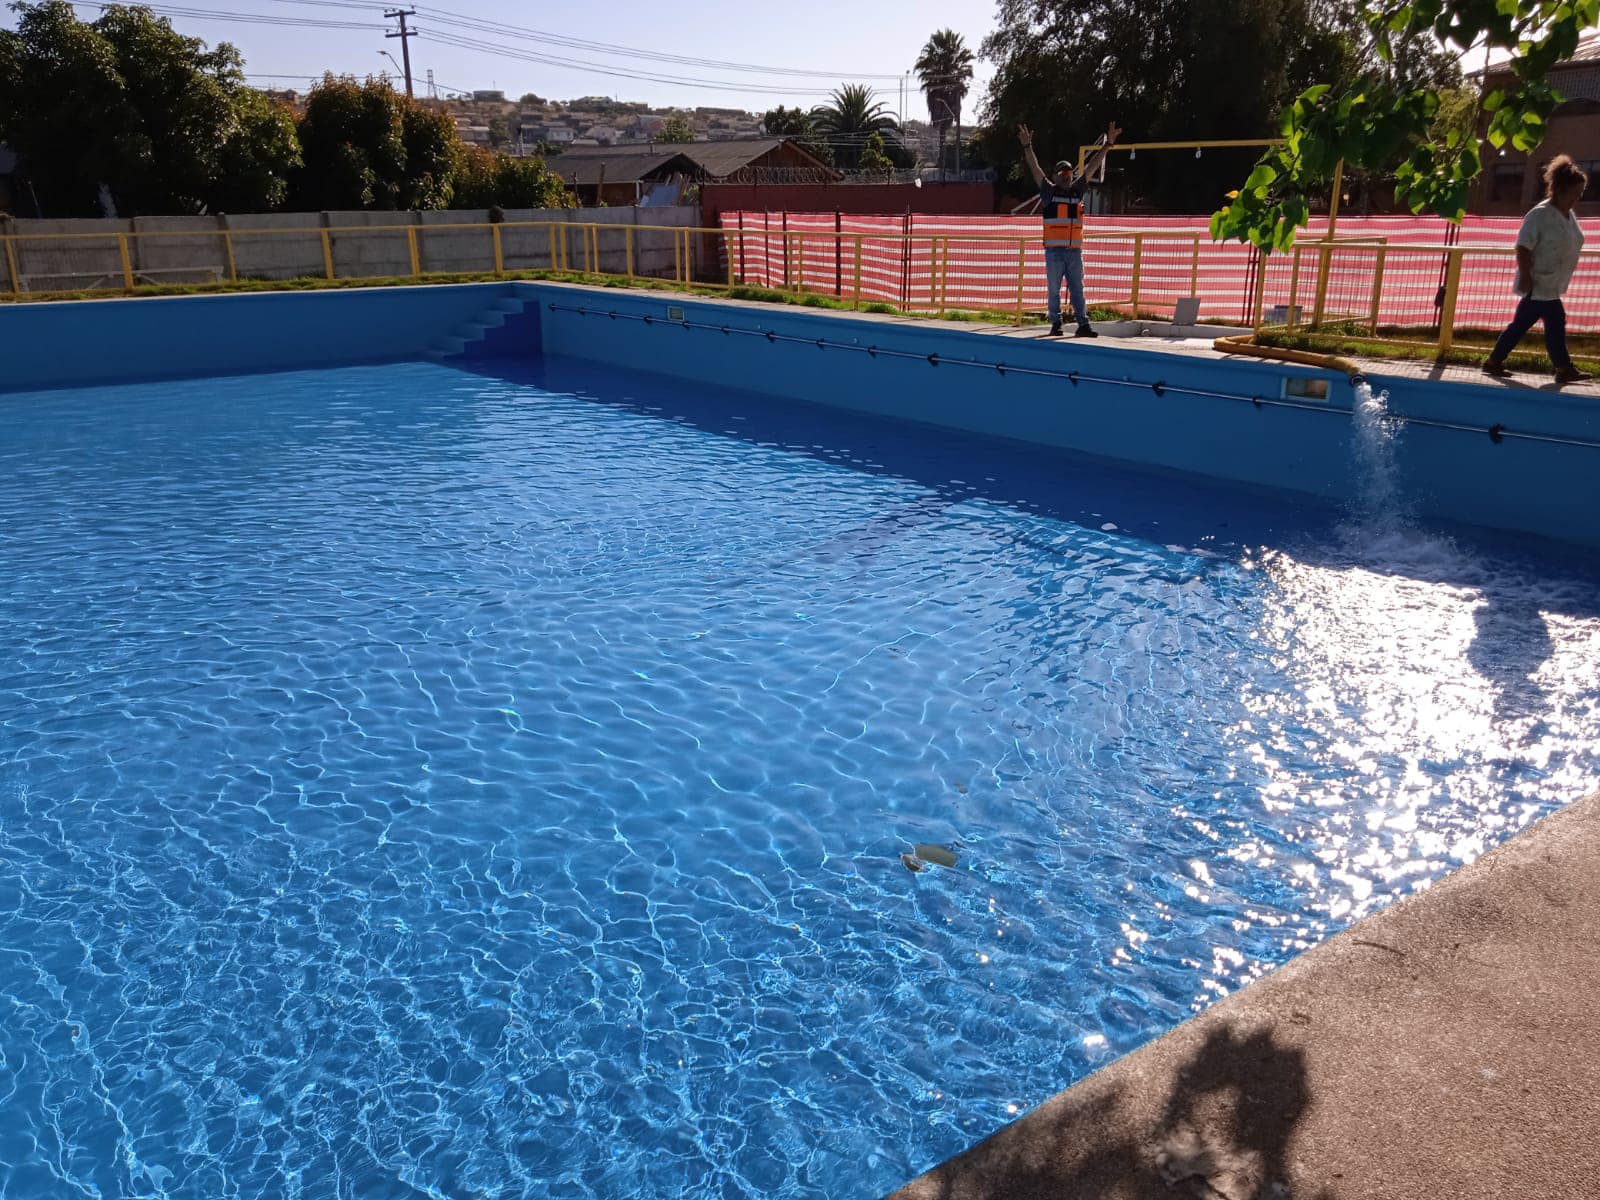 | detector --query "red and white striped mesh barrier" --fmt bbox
[717,212,1600,332]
